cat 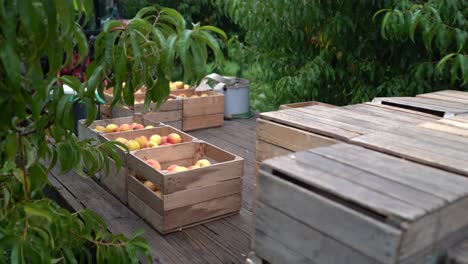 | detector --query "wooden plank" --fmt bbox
[163,194,241,232]
[295,106,407,131]
[262,157,425,221]
[142,110,182,123]
[256,202,379,264]
[344,104,437,124]
[279,101,336,110]
[362,102,439,119]
[399,195,468,260]
[259,110,360,141]
[292,150,446,212]
[257,170,402,264]
[311,144,468,201]
[373,97,468,117]
[164,178,242,211]
[447,240,468,264]
[99,157,128,204]
[417,93,468,104]
[256,118,336,152]
[254,230,312,264]
[255,140,291,162]
[128,192,164,231]
[182,92,224,117]
[127,174,163,213]
[351,130,468,176]
[419,121,468,138]
[182,113,224,131]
